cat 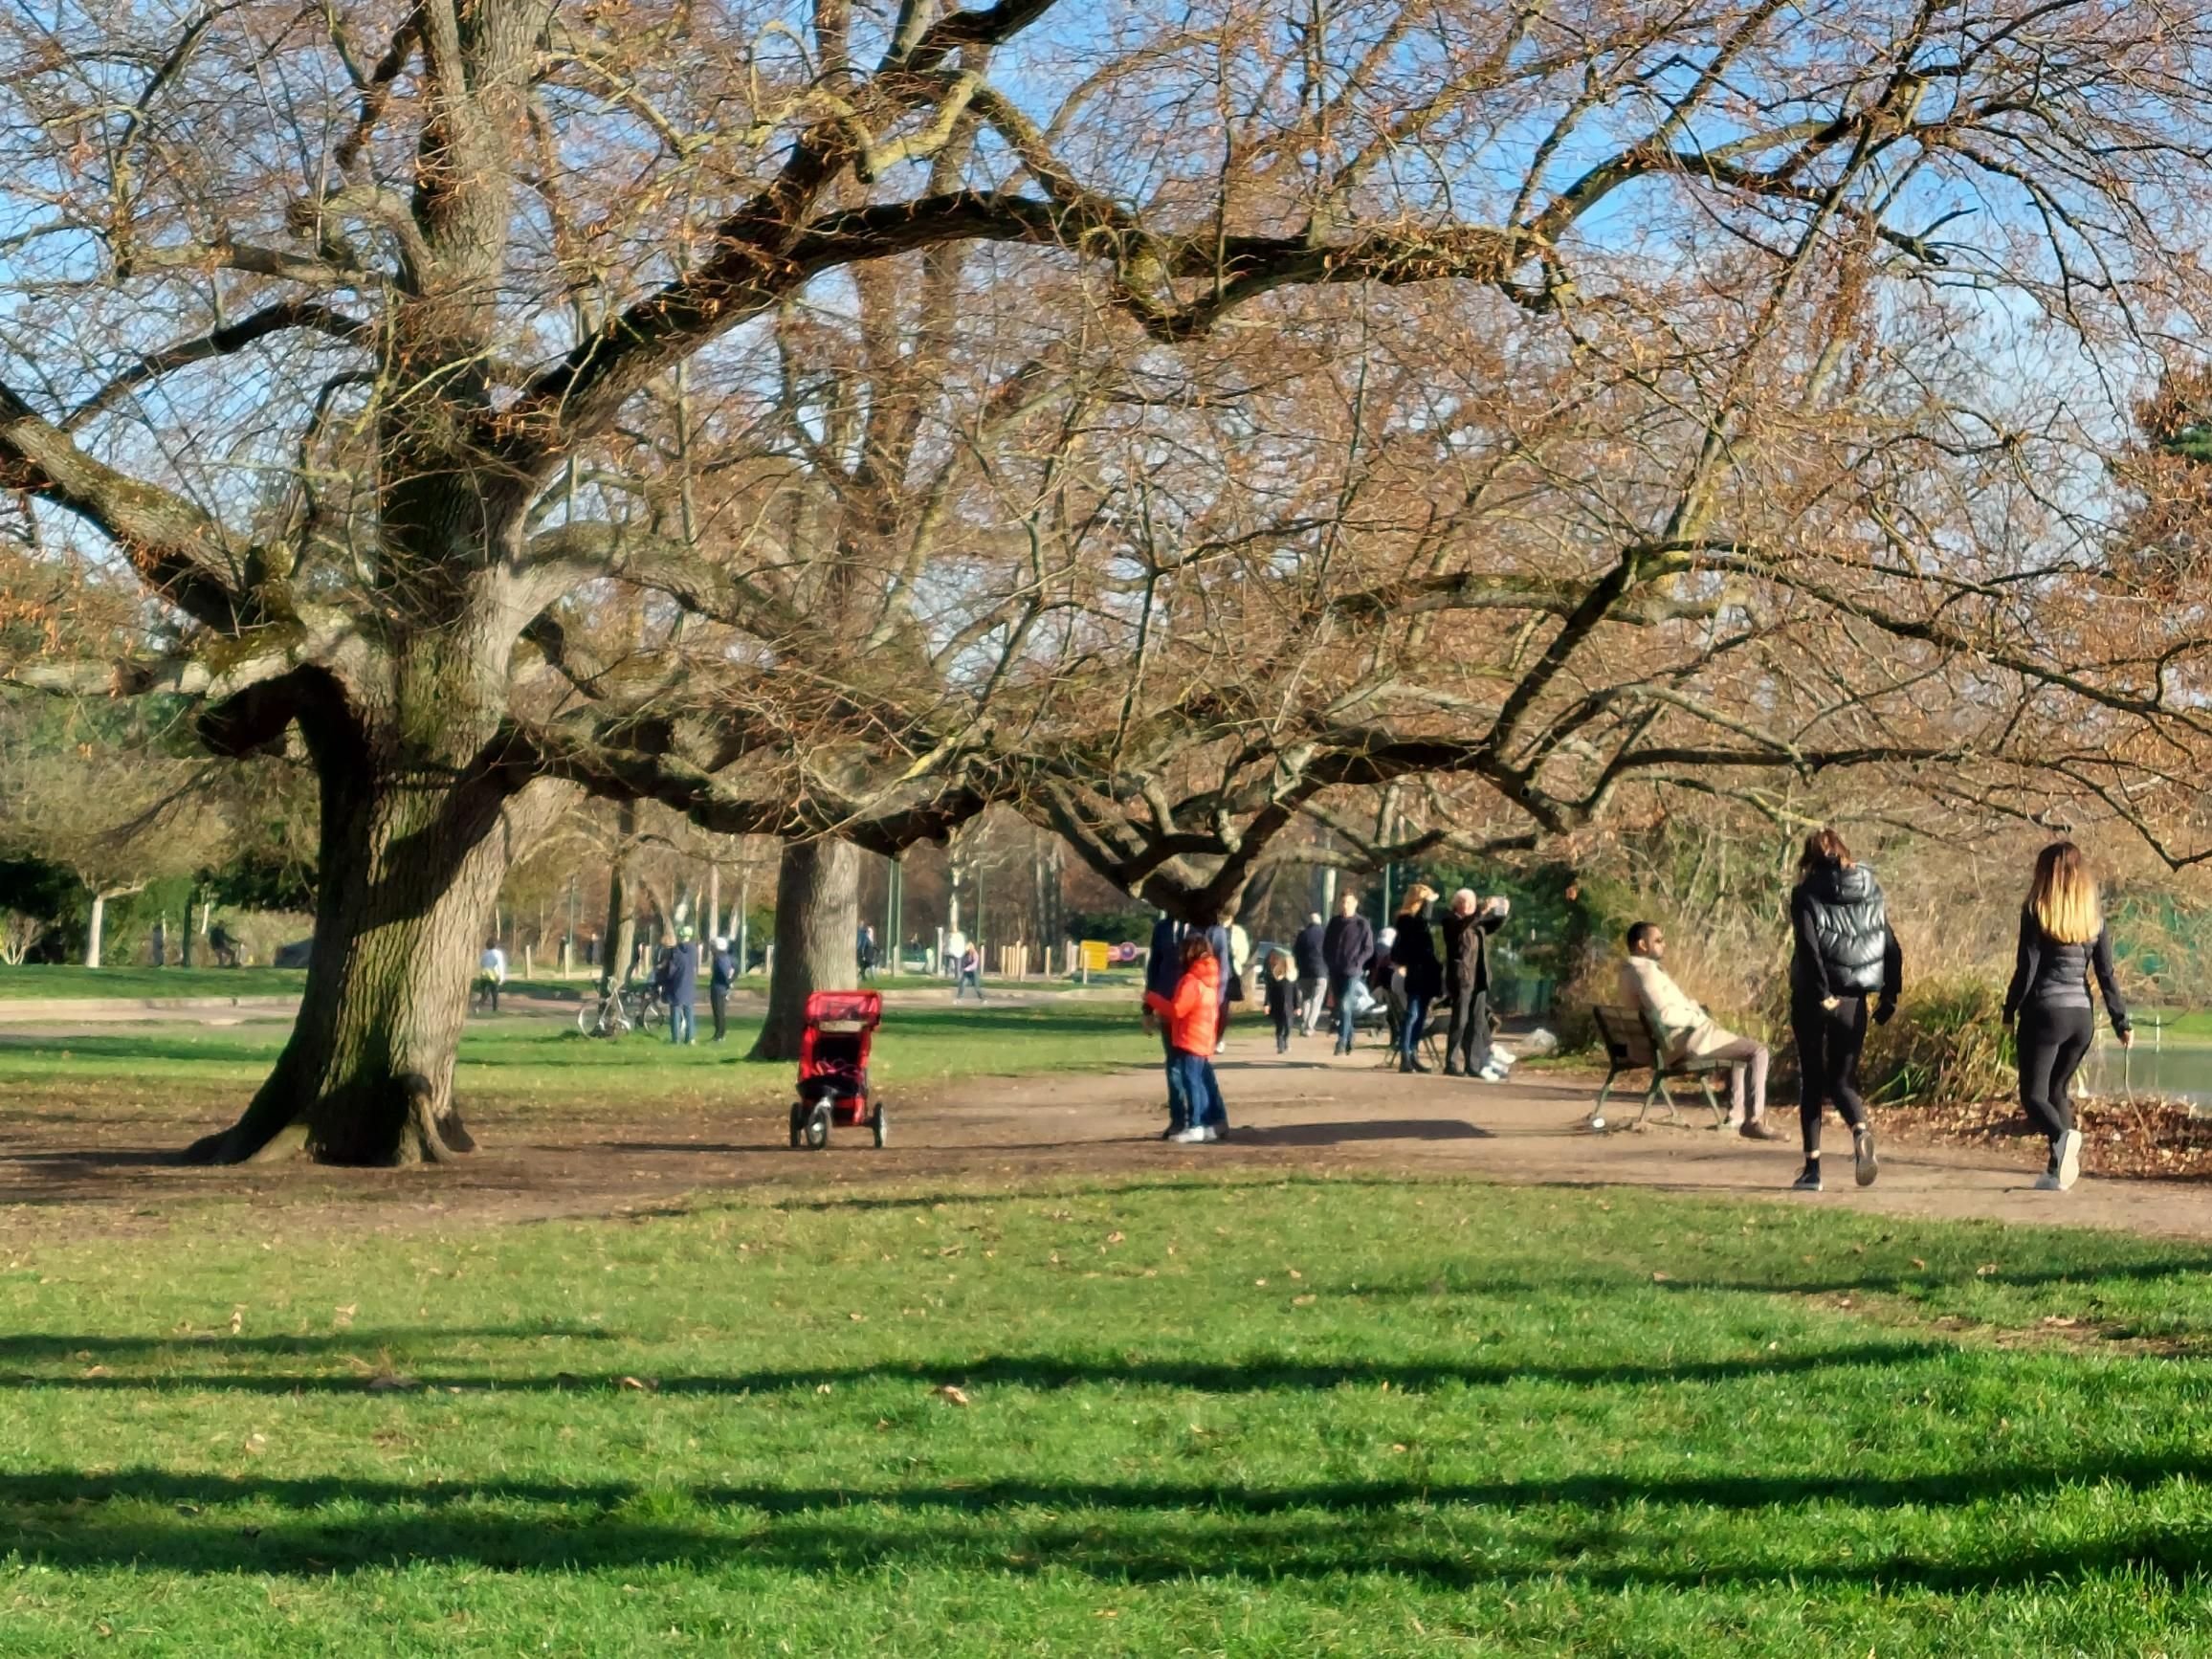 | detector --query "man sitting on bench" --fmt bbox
[1618,920,1783,1141]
